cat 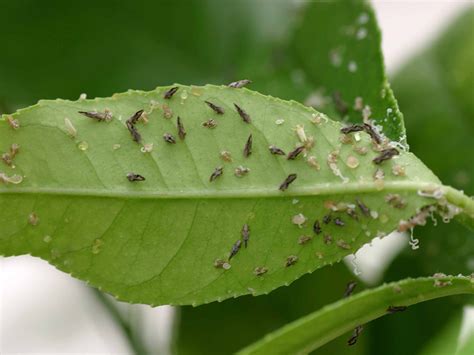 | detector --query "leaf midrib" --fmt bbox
[0,181,443,200]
